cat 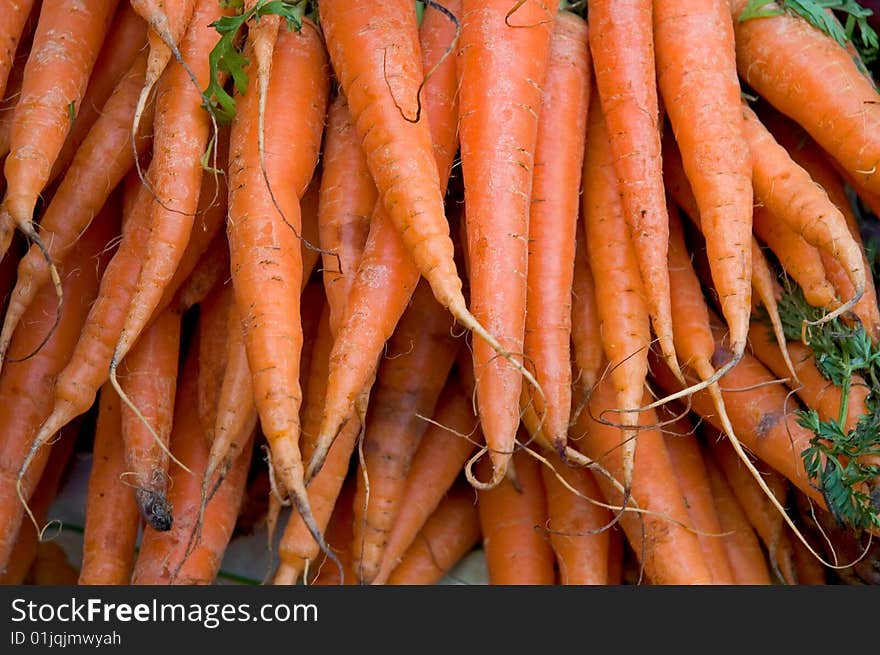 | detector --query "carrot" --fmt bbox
[307,0,464,482]
[662,413,735,584]
[477,444,556,585]
[0,0,37,101]
[273,303,360,585]
[132,348,255,585]
[196,282,233,445]
[0,198,117,574]
[522,9,589,454]
[654,0,753,362]
[541,451,614,585]
[299,171,322,291]
[317,92,376,333]
[0,52,154,374]
[741,102,866,326]
[28,542,79,585]
[225,20,331,572]
[791,526,827,585]
[703,440,773,585]
[108,0,230,405]
[572,375,713,585]
[0,44,27,161]
[386,481,481,585]
[170,228,231,315]
[351,278,460,583]
[569,221,603,425]
[582,88,650,497]
[730,0,880,195]
[78,382,139,585]
[309,475,358,586]
[0,0,119,257]
[371,373,480,585]
[606,524,624,585]
[47,1,147,186]
[118,306,182,531]
[707,433,798,584]
[0,421,77,585]
[454,0,553,486]
[588,0,682,383]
